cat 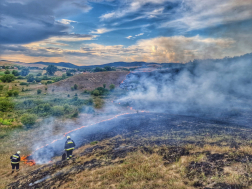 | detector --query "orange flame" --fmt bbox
[21,156,36,166]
